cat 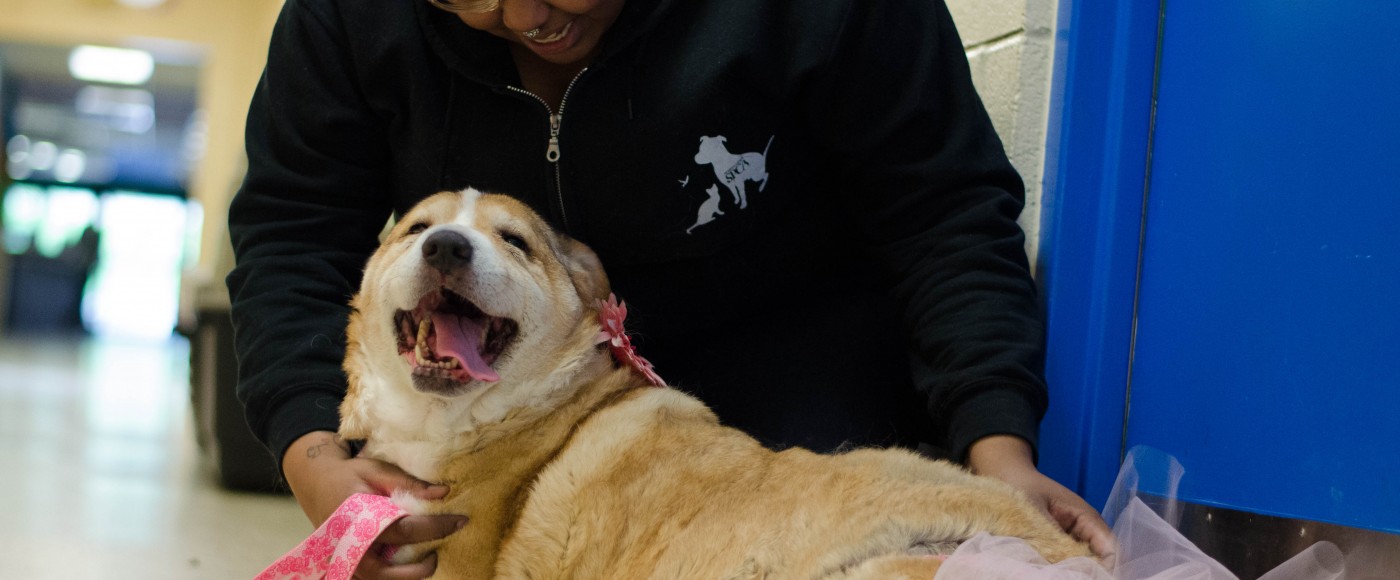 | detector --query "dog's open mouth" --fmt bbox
[395,288,519,385]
